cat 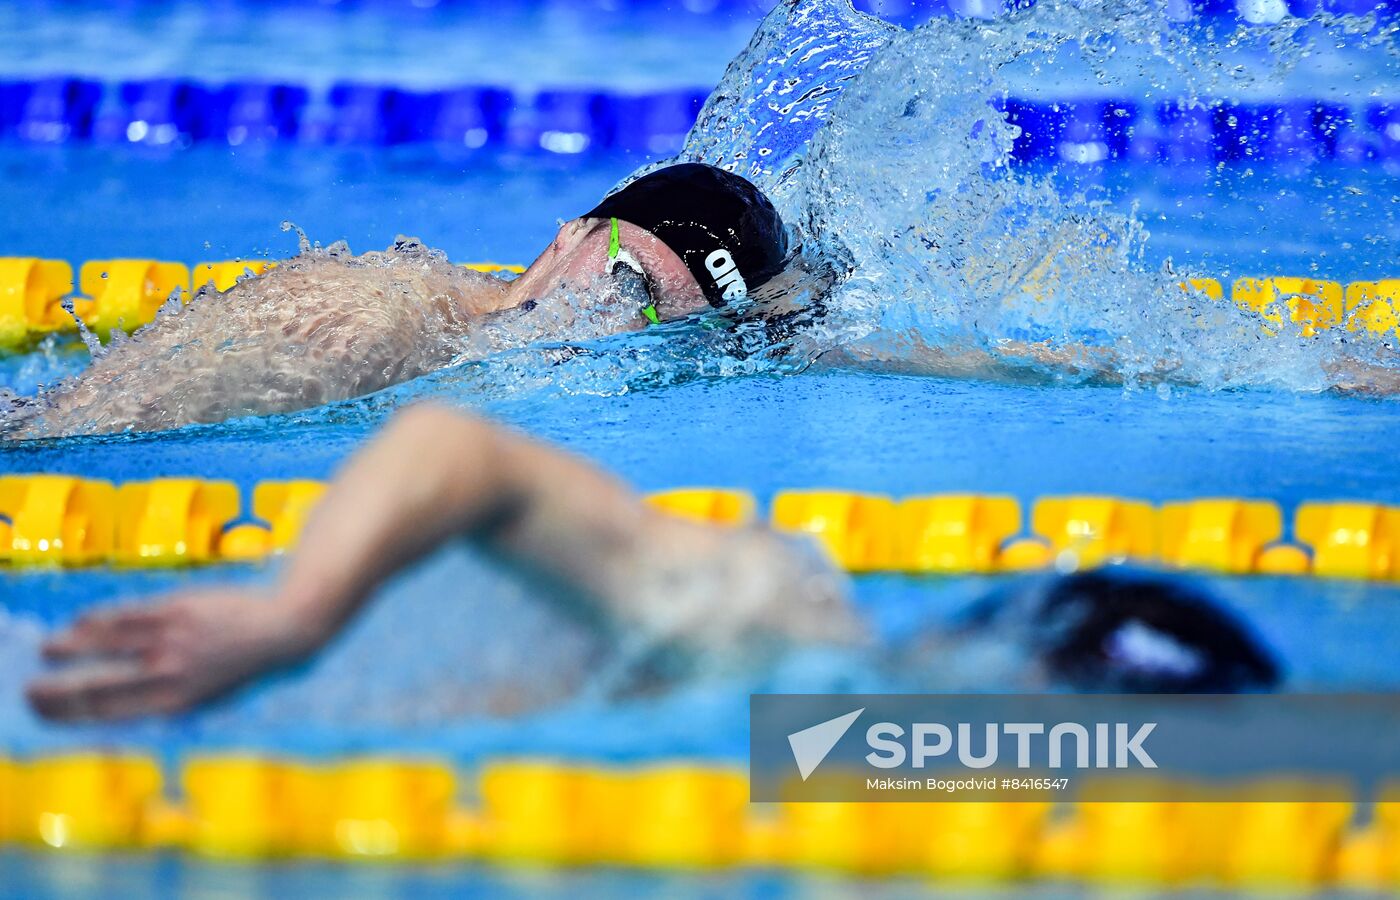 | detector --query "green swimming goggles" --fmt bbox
[608,217,660,326]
